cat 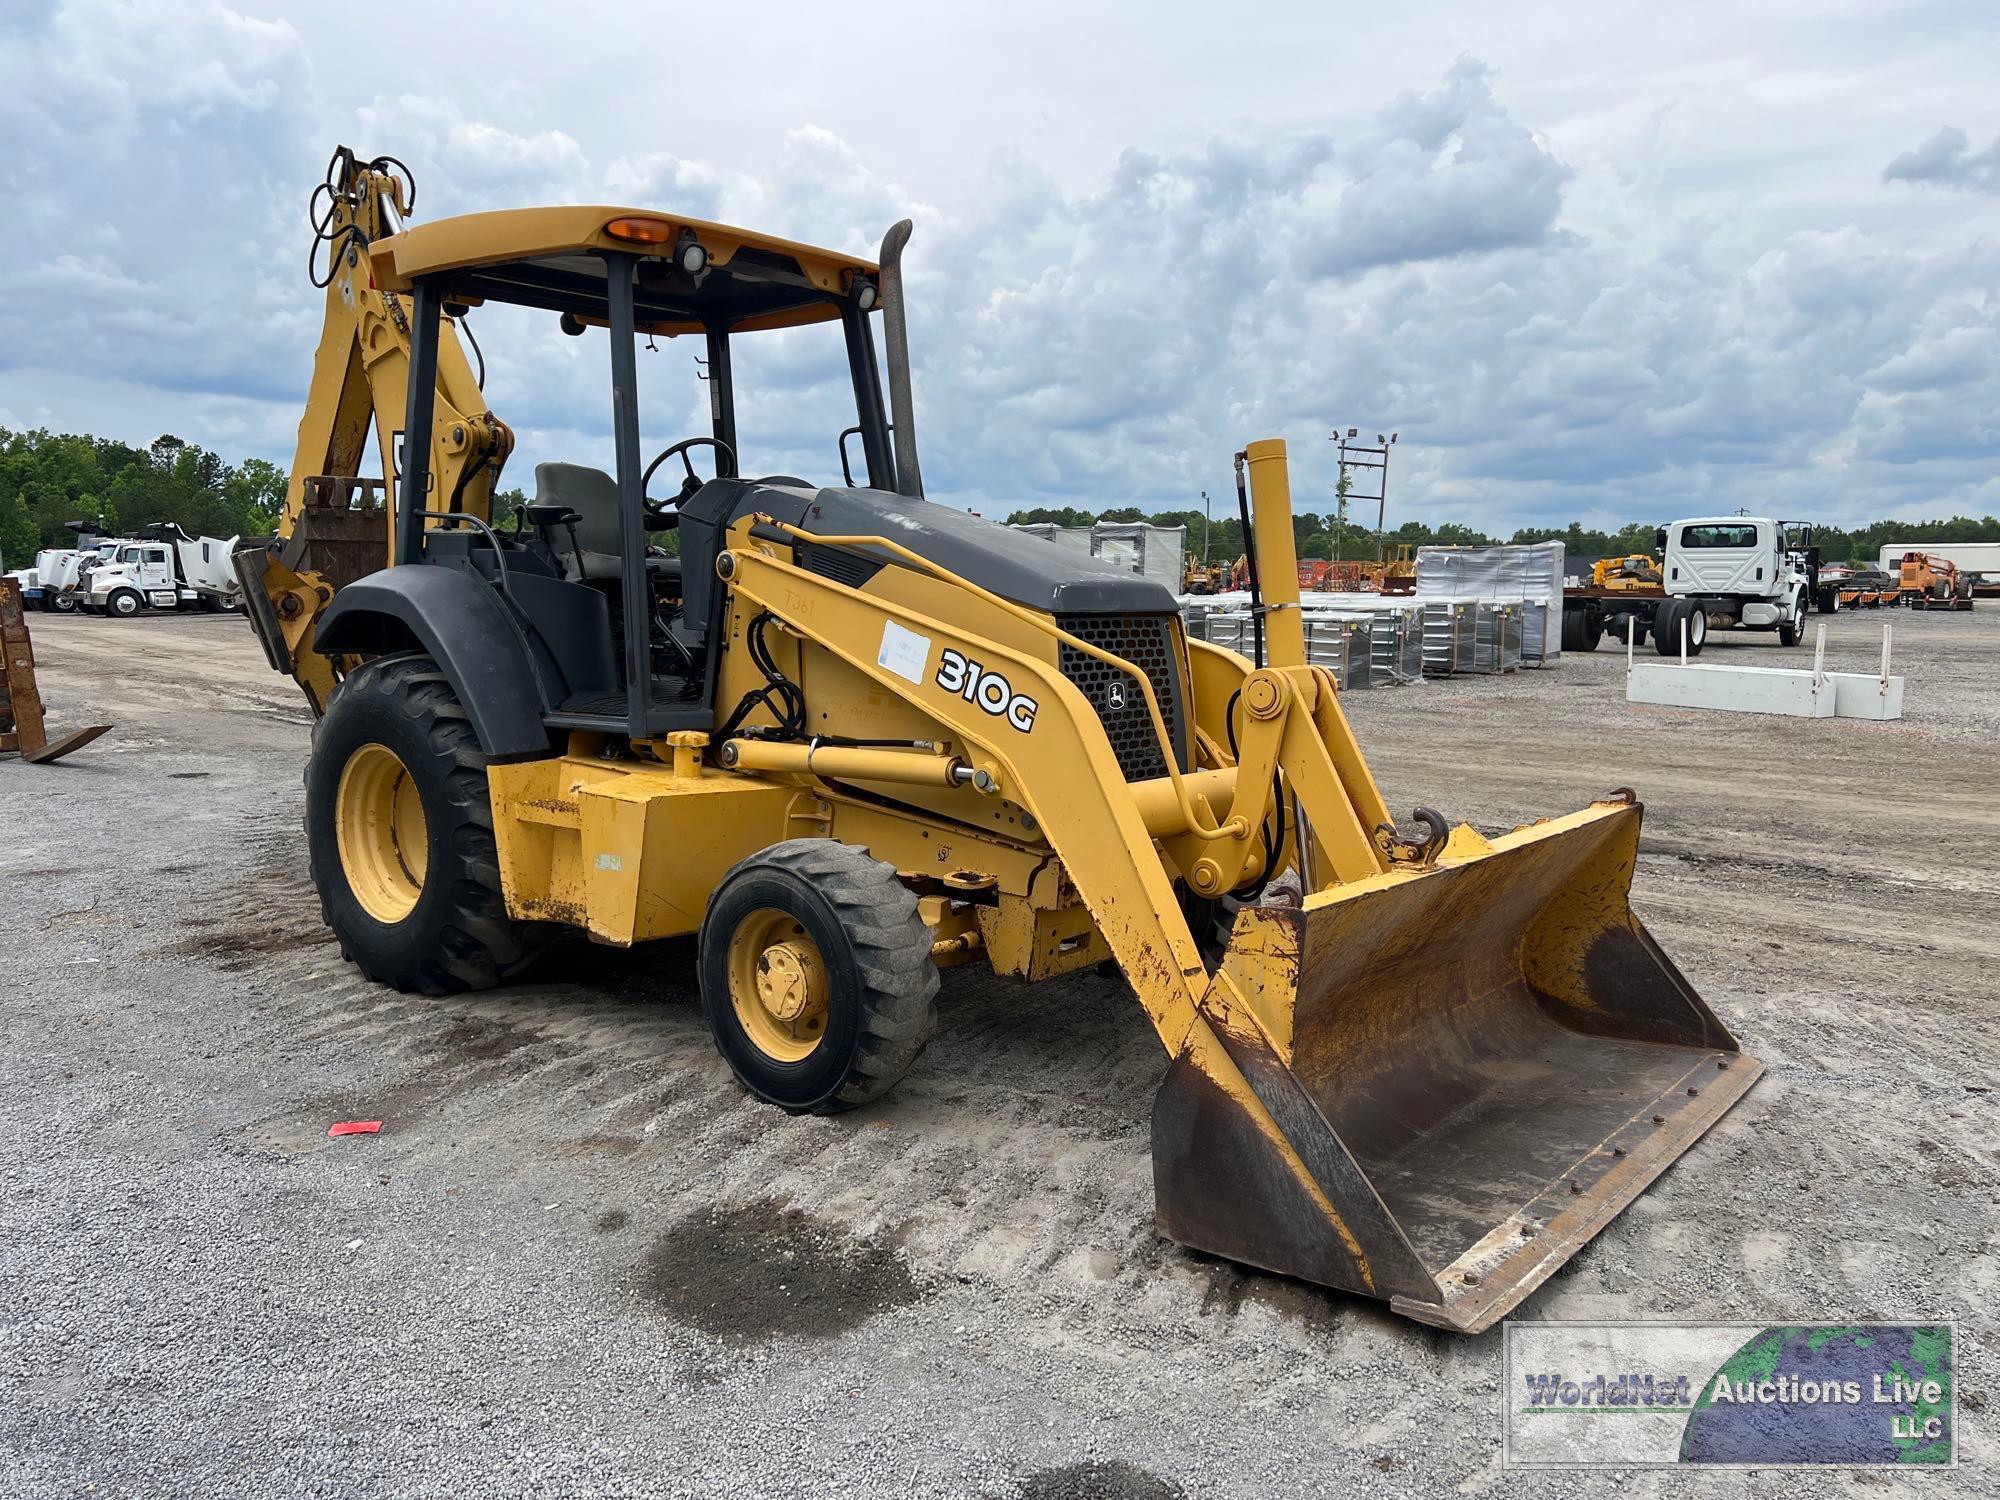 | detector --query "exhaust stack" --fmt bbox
[876,219,924,499]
